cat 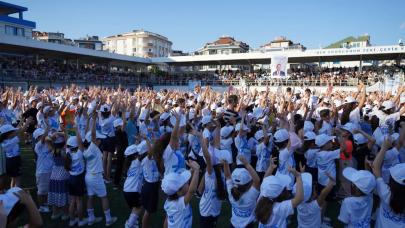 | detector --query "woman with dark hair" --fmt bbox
[224,155,260,228]
[372,137,405,228]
